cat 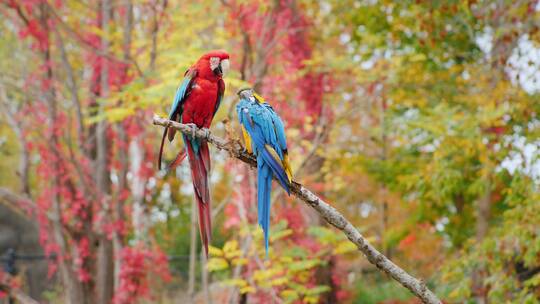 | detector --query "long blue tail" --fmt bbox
[257,158,272,255]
